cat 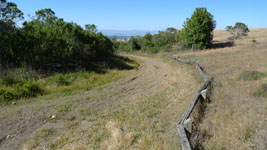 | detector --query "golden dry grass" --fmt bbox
[0,54,203,150]
[174,28,267,150]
